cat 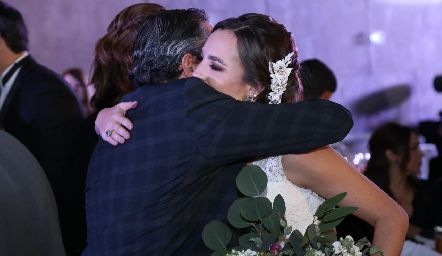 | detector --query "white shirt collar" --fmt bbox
[0,52,29,111]
[1,52,29,85]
